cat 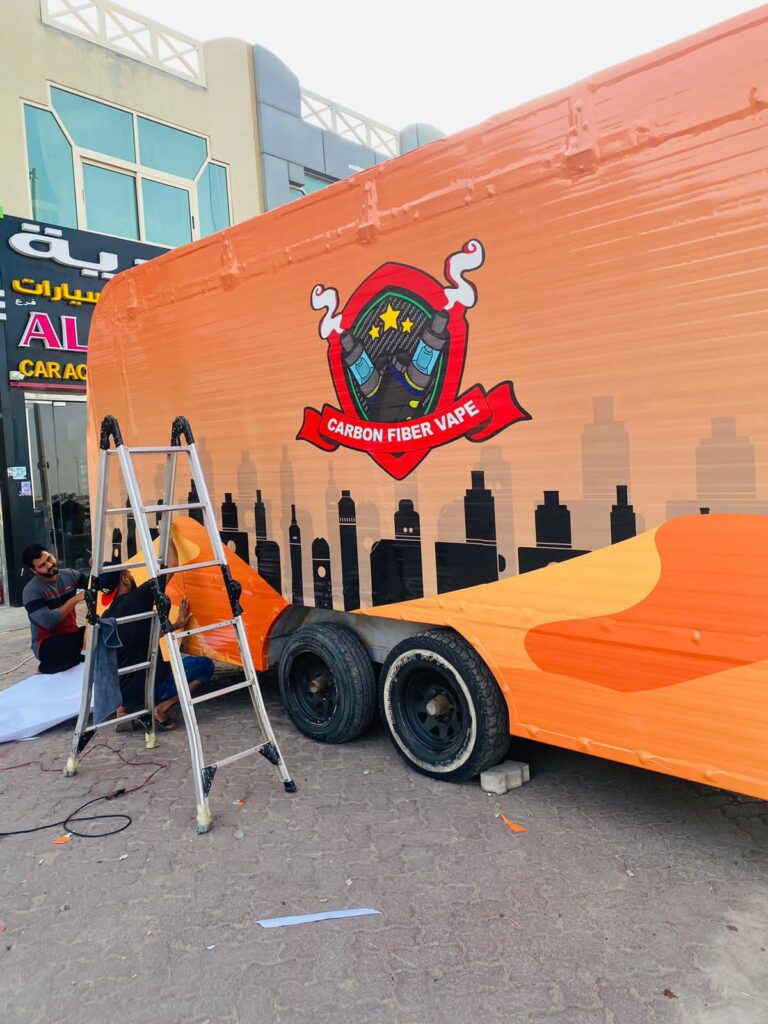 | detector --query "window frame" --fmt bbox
[20,86,232,244]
